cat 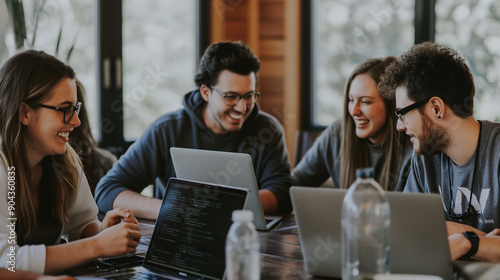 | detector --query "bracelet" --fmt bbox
[462,231,479,258]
